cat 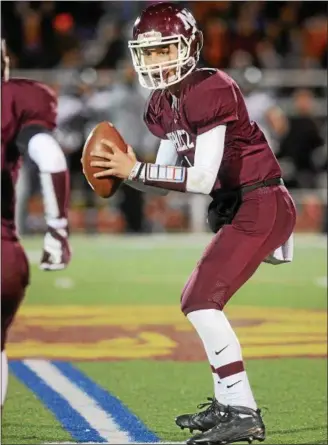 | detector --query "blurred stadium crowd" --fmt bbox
[2,1,327,234]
